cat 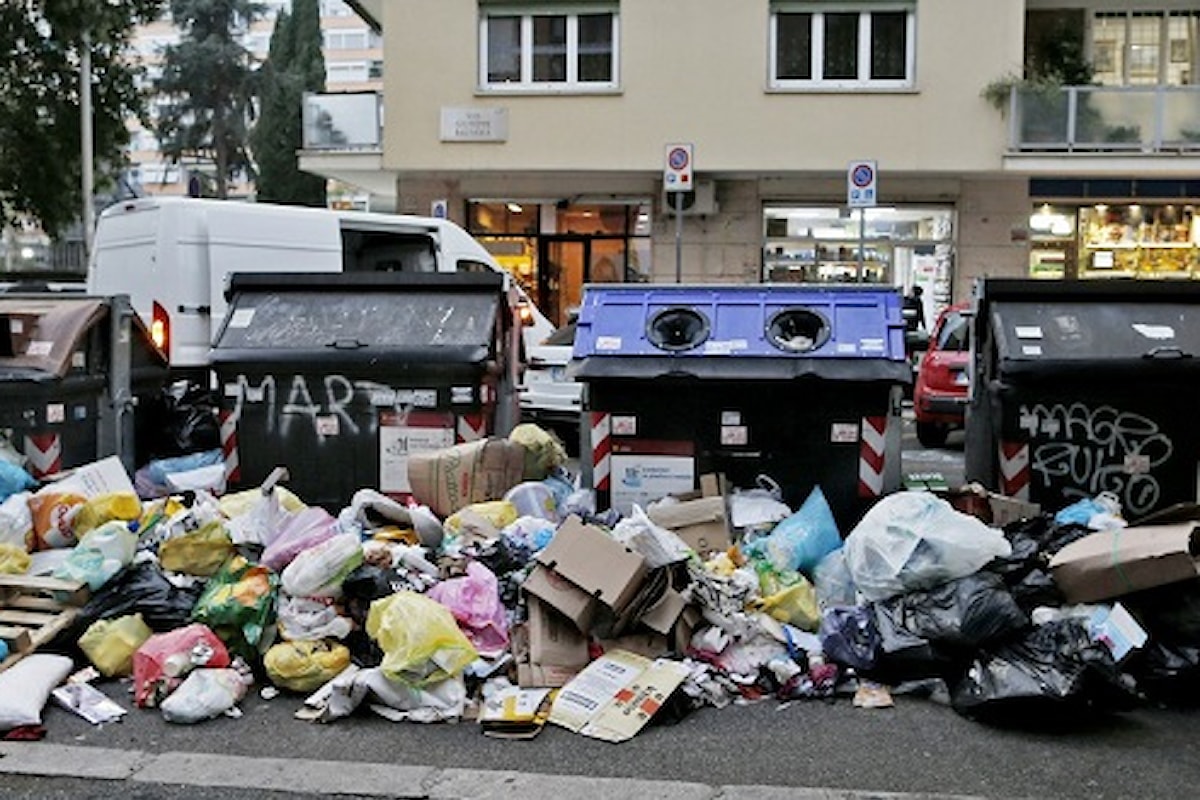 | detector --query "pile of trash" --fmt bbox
[1,423,1198,740]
